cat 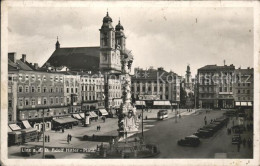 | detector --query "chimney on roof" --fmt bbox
[8,52,17,63]
[21,54,26,62]
[34,63,39,69]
